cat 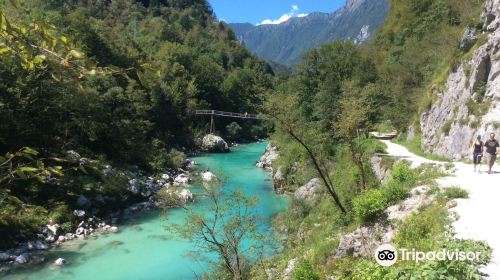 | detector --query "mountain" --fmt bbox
[229,0,390,66]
